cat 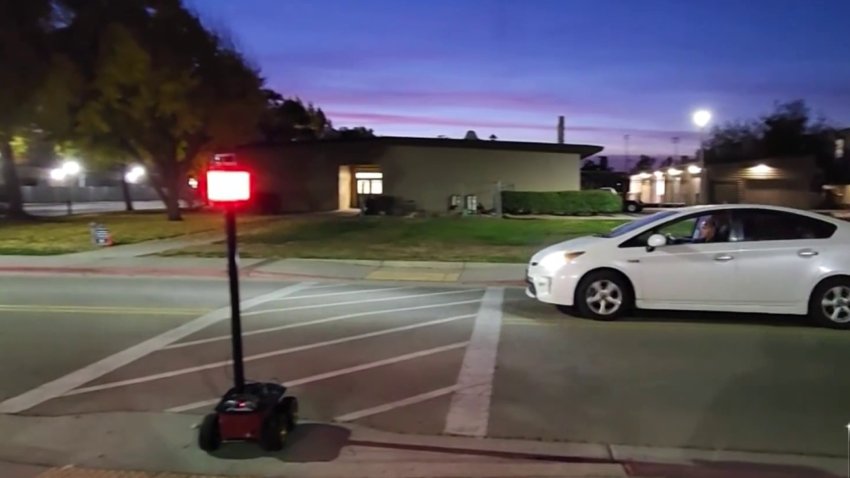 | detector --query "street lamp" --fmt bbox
[692,109,712,129]
[691,110,712,204]
[125,165,145,184]
[50,160,83,215]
